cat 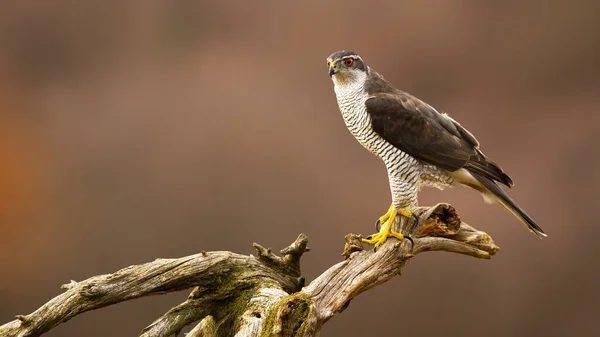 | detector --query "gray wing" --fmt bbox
[366,92,513,187]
